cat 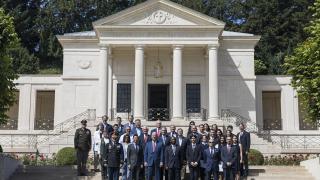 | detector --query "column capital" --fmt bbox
[134,44,145,50]
[207,44,220,50]
[172,45,184,50]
